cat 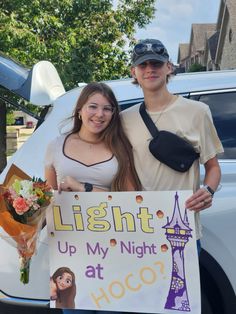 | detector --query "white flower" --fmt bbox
[19,180,33,199]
